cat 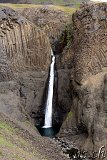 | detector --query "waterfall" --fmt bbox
[43,50,55,128]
